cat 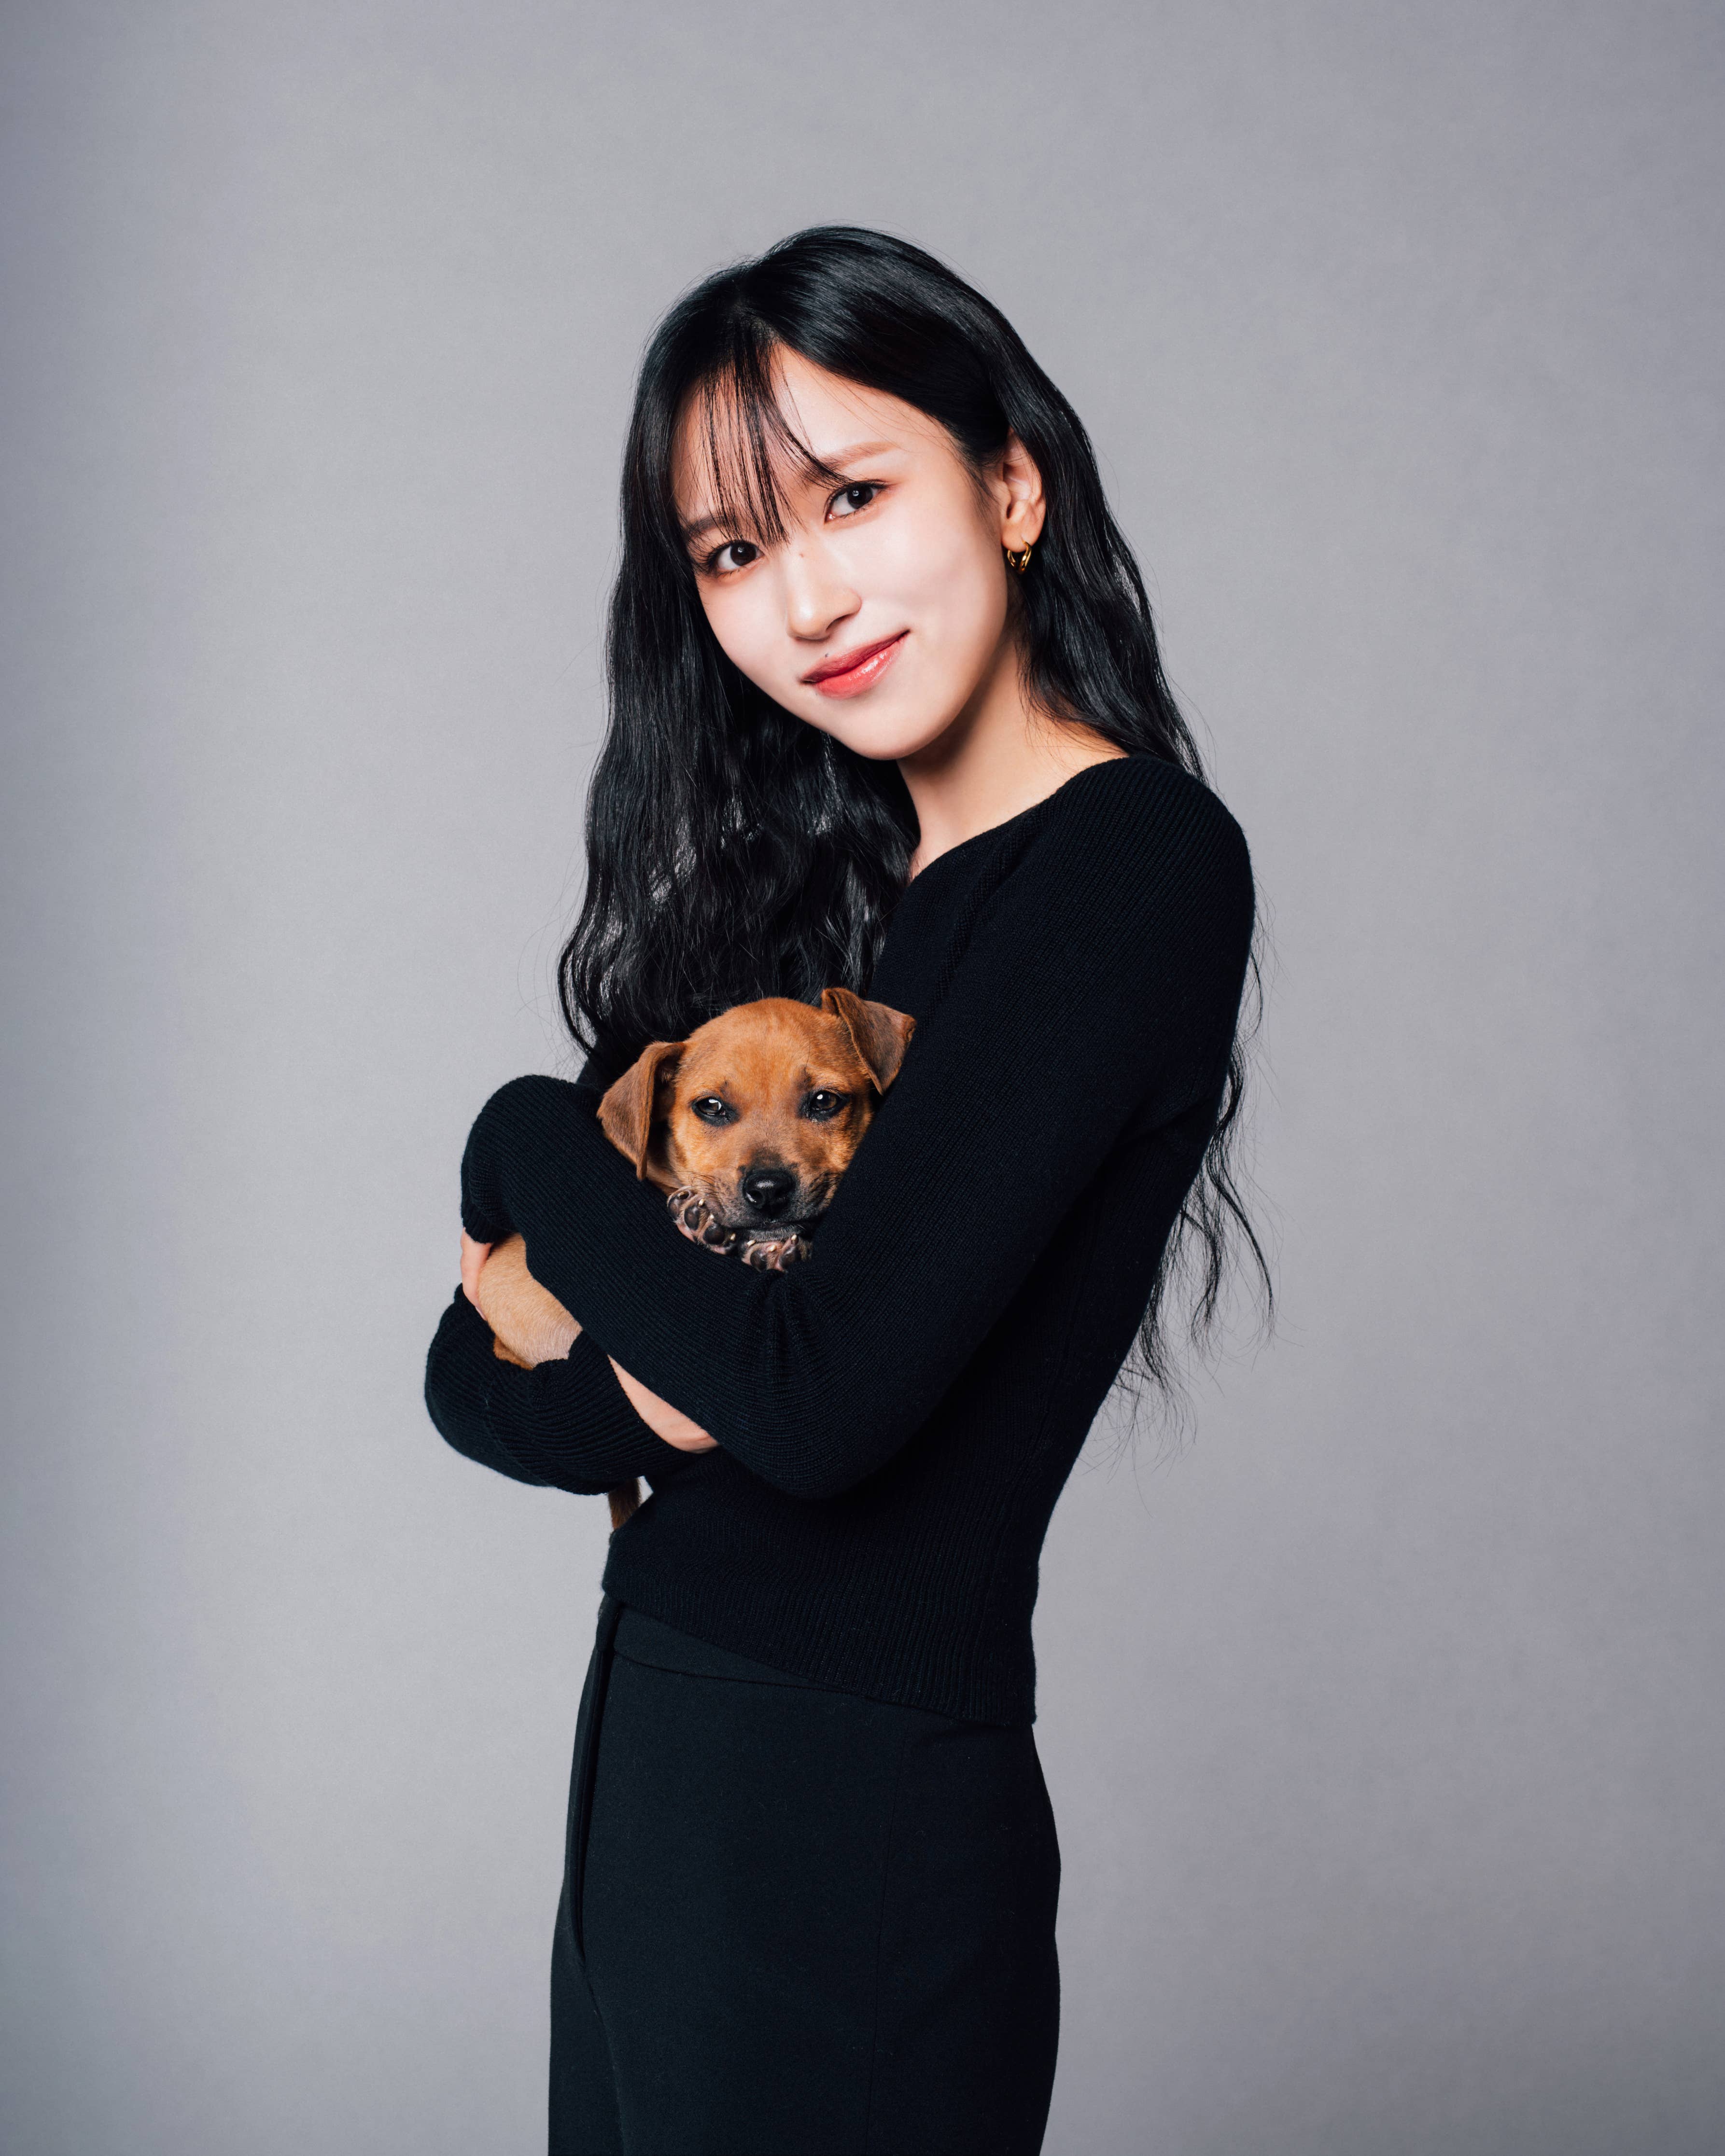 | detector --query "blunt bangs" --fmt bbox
[677,340,849,557]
